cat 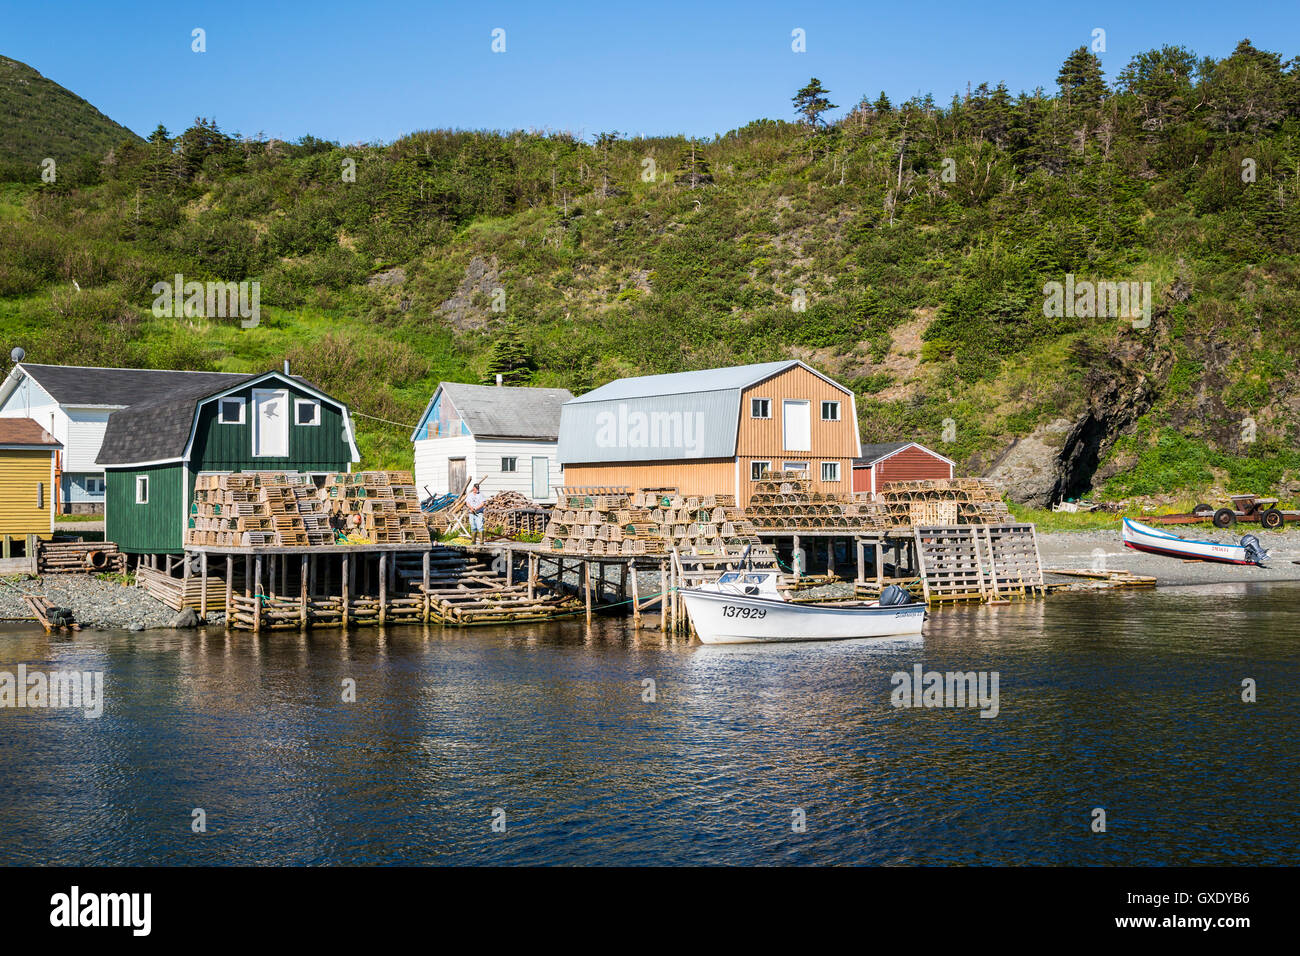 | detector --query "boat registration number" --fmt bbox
[721,605,766,619]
